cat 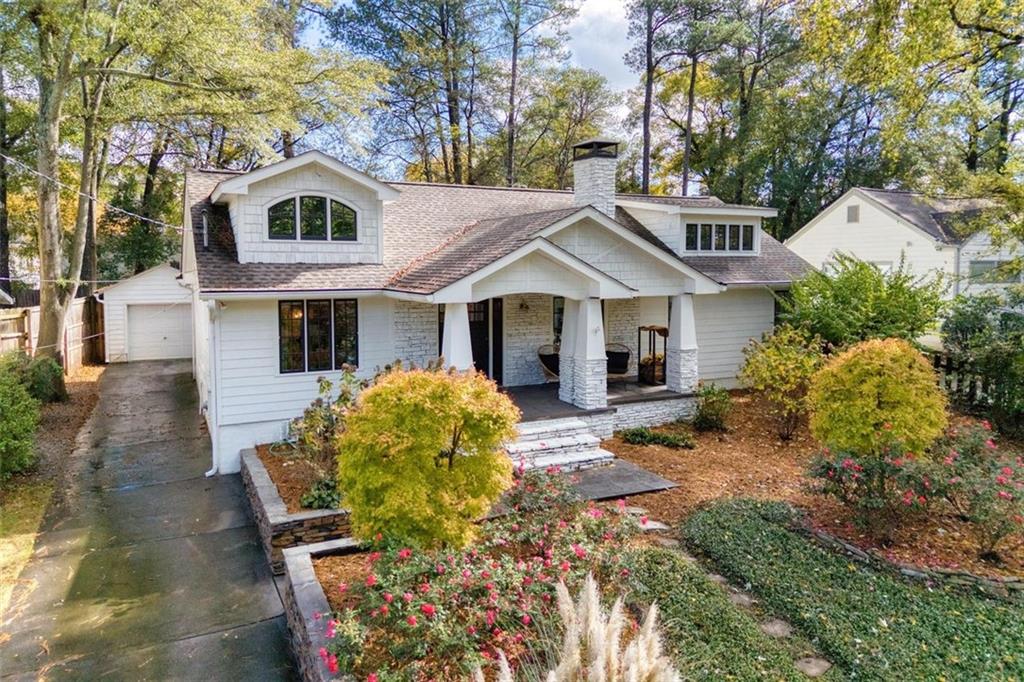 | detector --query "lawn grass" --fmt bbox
[0,480,52,613]
[623,548,807,681]
[682,499,1024,680]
